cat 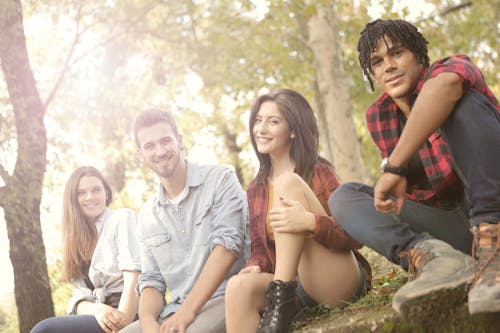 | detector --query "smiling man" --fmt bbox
[120,109,248,333]
[328,19,500,321]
